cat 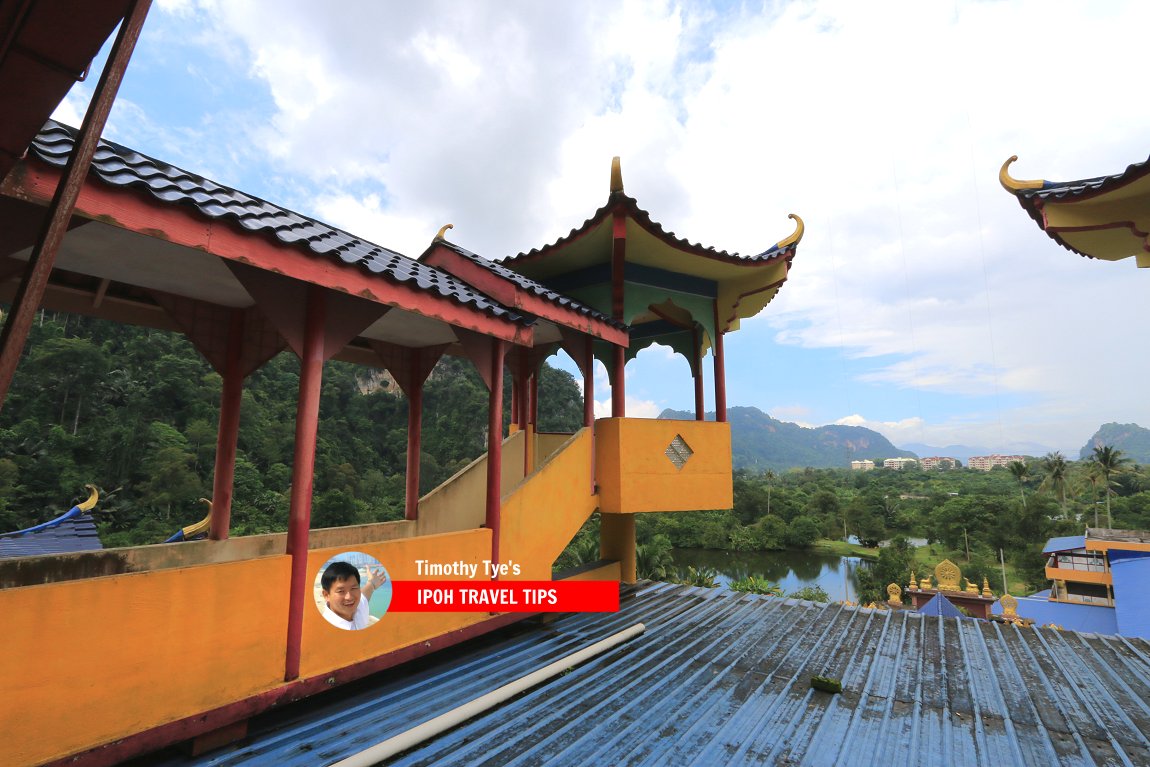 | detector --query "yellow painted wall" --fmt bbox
[596,418,732,513]
[1086,540,1150,554]
[537,432,573,464]
[0,555,290,767]
[561,561,622,582]
[416,431,525,536]
[299,529,495,680]
[500,429,598,581]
